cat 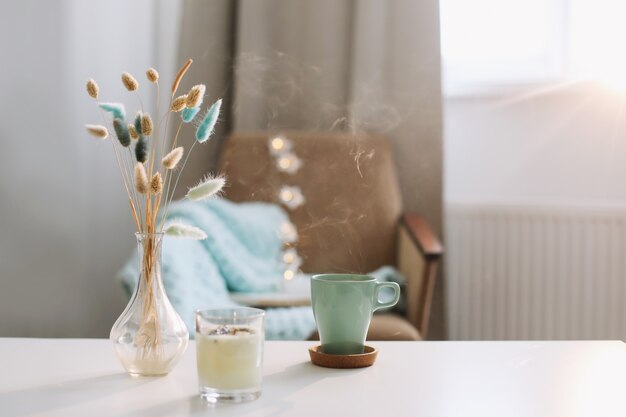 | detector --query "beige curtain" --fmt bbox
[177,0,445,338]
